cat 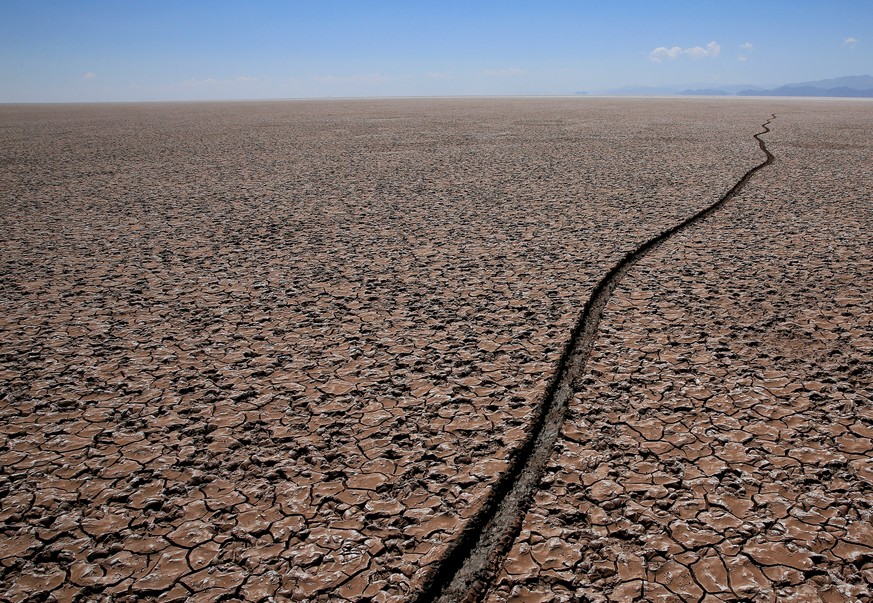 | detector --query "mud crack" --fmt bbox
[414,114,777,603]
